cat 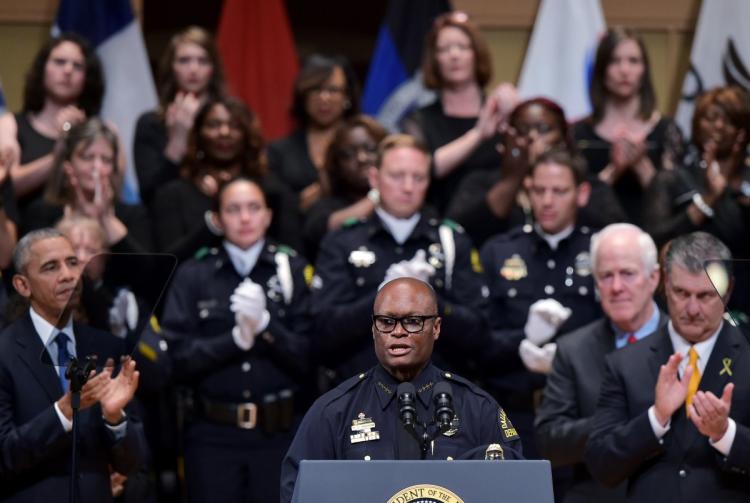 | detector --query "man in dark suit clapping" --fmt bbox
[585,231,750,502]
[0,228,146,502]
